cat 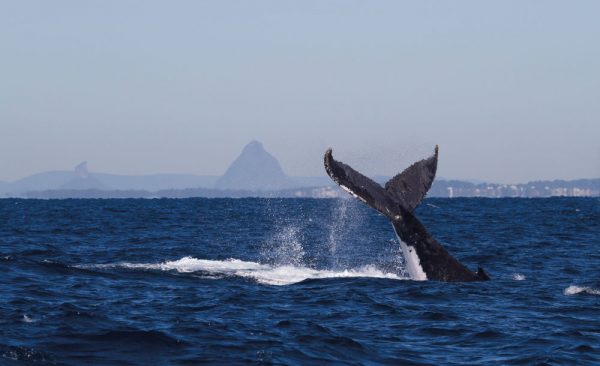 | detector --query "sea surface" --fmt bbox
[1,197,599,365]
